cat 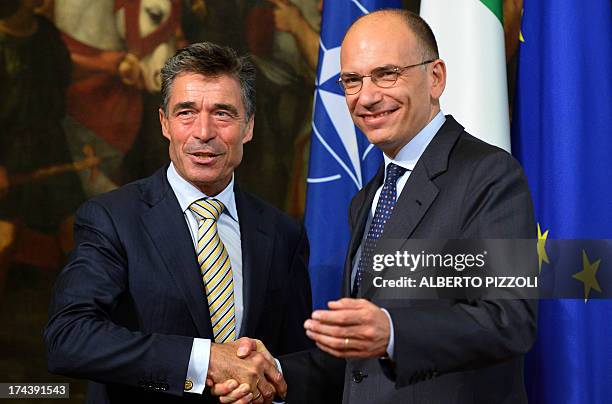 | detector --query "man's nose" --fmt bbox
[356,77,384,106]
[193,114,214,141]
